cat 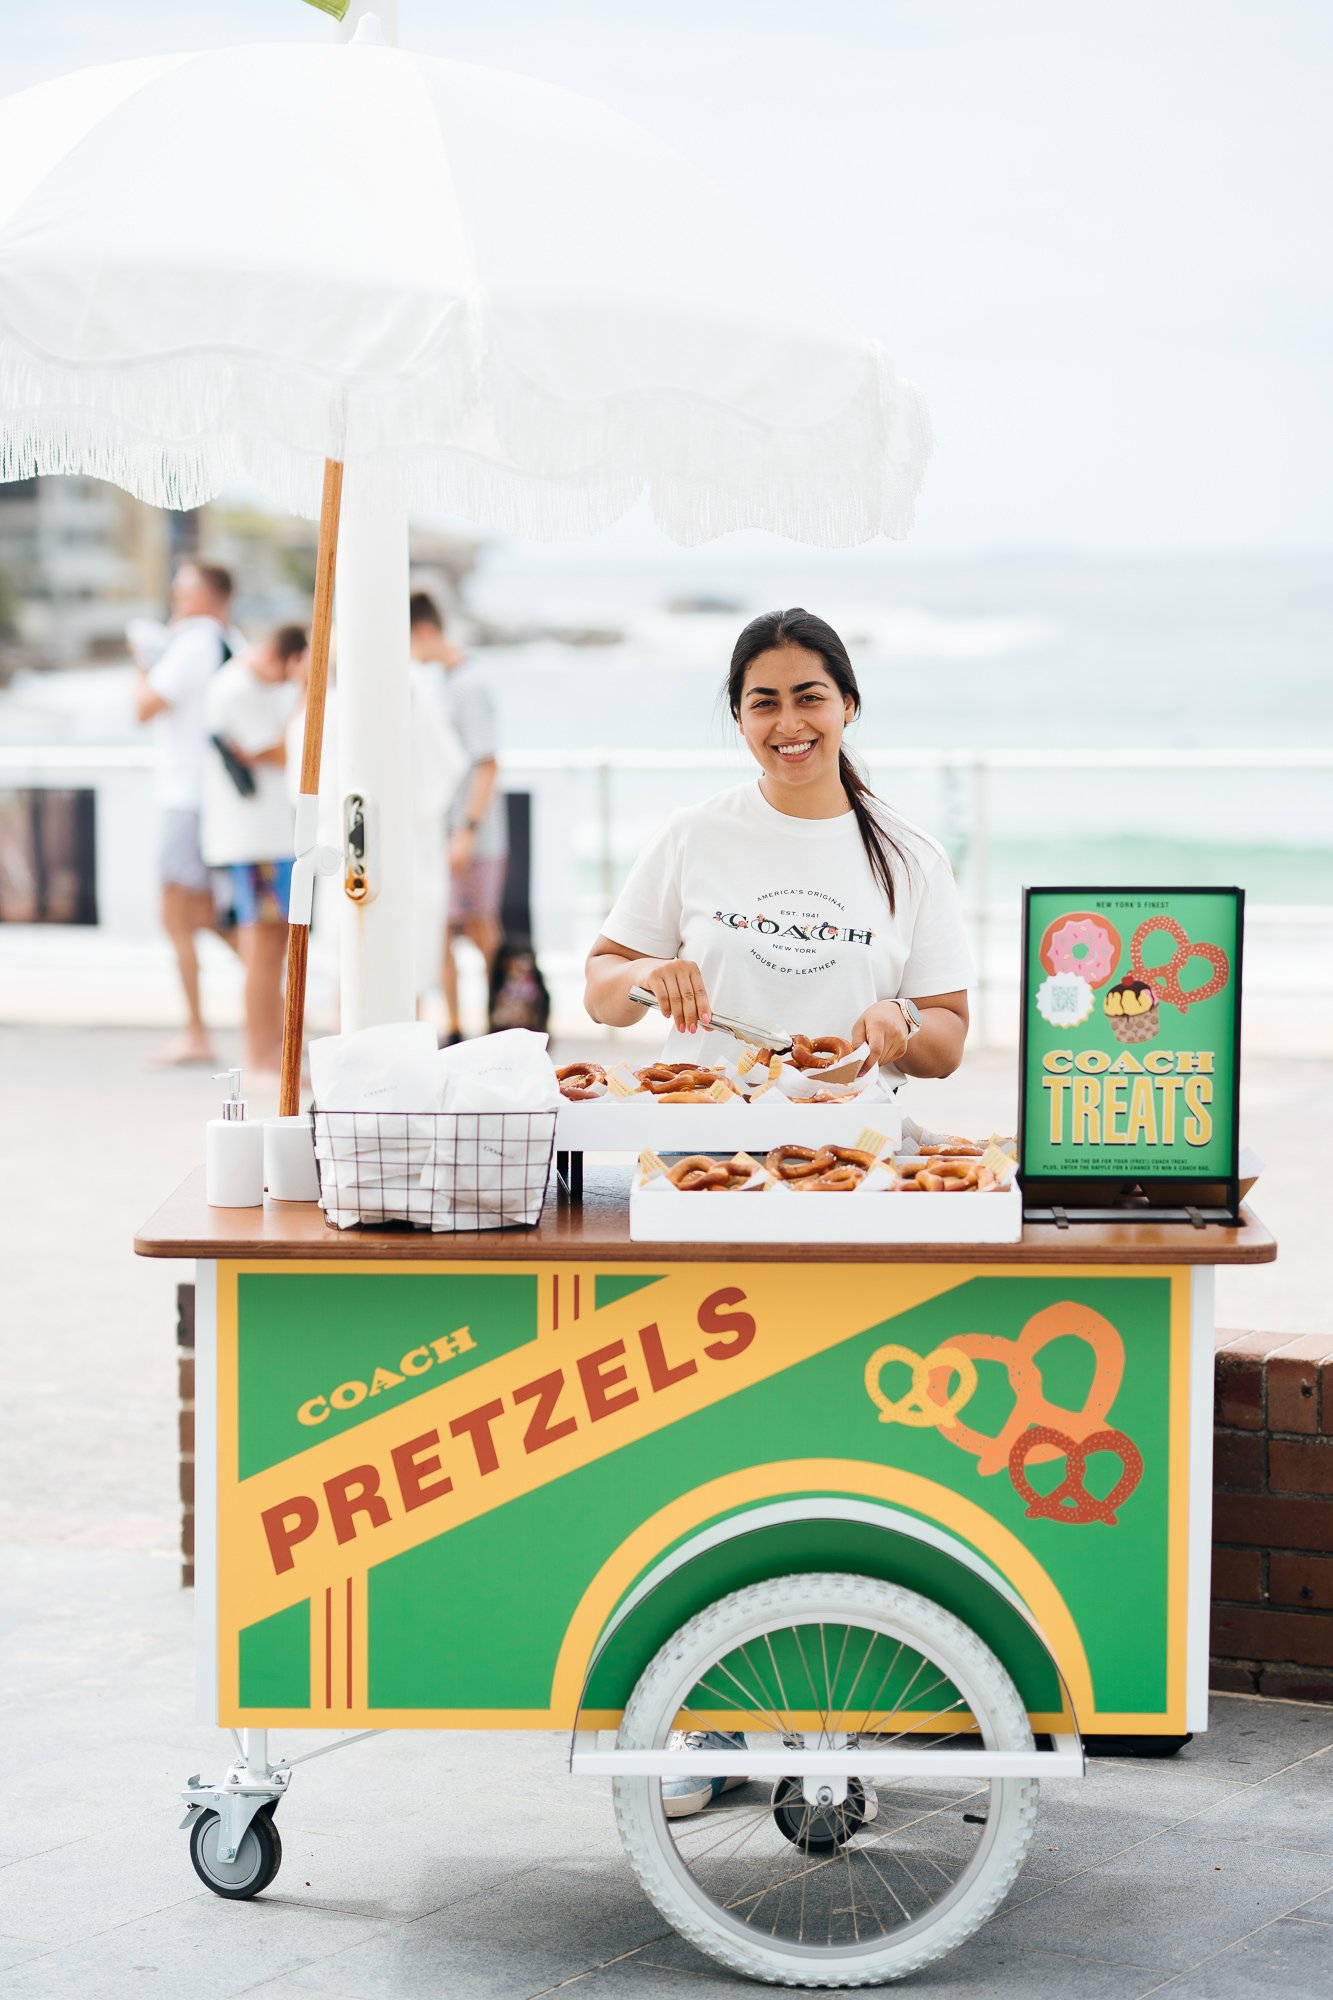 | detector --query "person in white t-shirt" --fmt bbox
[588,608,972,1818]
[201,626,305,1083]
[586,607,975,1084]
[132,560,245,1068]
